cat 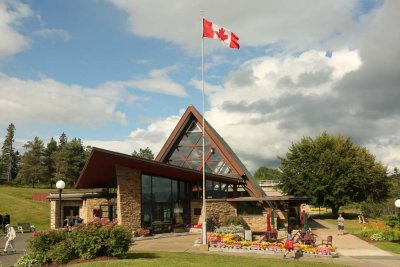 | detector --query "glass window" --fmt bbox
[187,121,202,132]
[152,176,171,202]
[172,180,178,202]
[142,175,152,202]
